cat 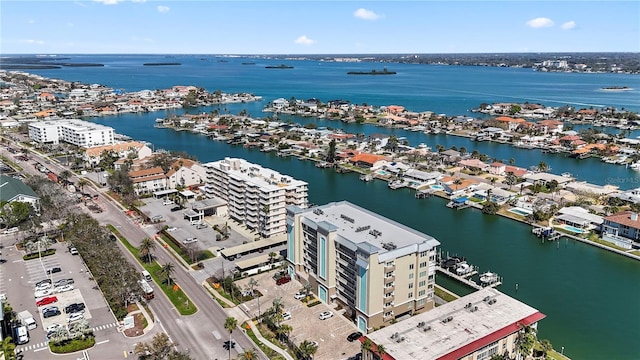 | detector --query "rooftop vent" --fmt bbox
[441,316,453,324]
[313,209,324,215]
[483,296,491,302]
[355,225,371,233]
[369,229,383,238]
[488,299,497,305]
[417,322,426,328]
[423,325,432,332]
[470,306,478,312]
[390,332,399,340]
[340,214,355,223]
[395,336,405,343]
[382,242,397,250]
